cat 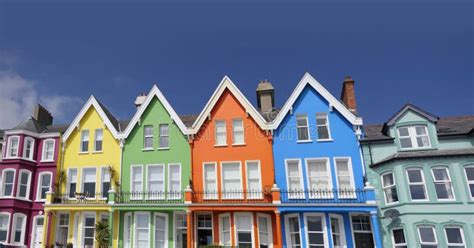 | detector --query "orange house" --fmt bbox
[187,76,281,248]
